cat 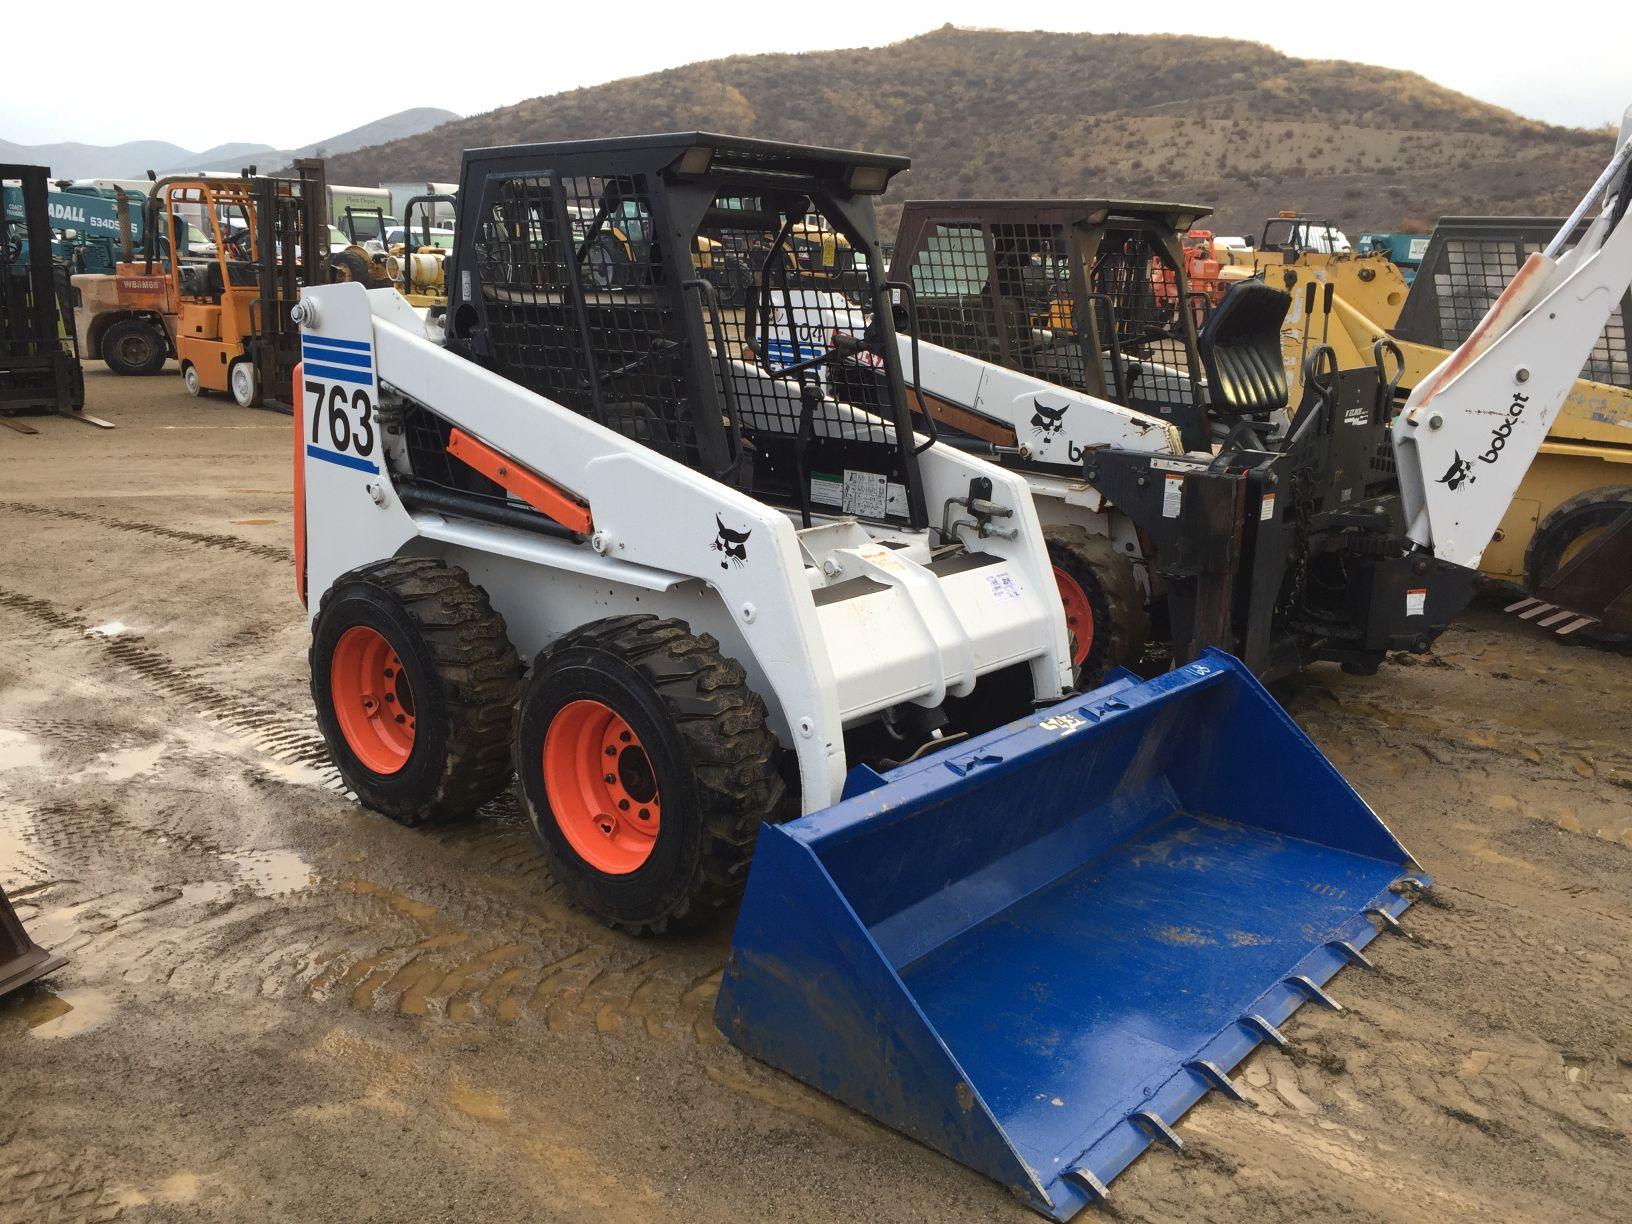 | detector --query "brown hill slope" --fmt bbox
[326,26,1608,236]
